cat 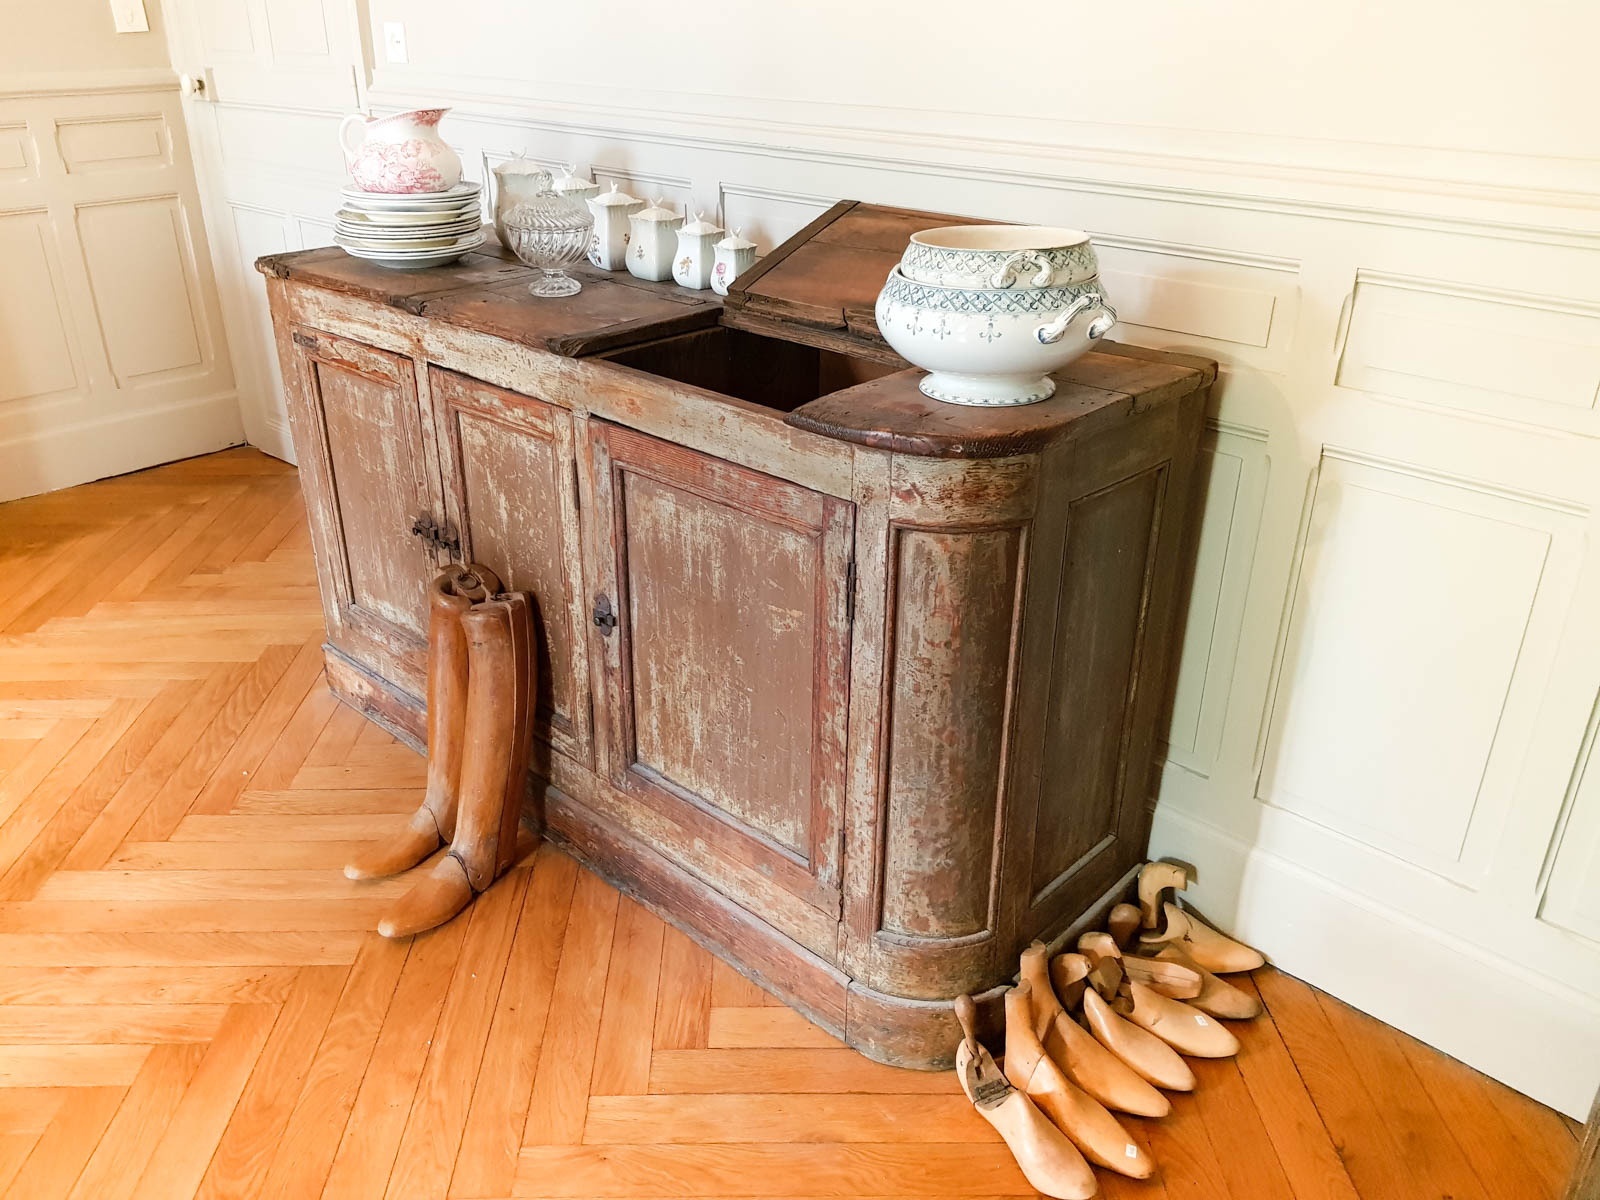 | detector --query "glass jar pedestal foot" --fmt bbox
[530,268,582,297]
